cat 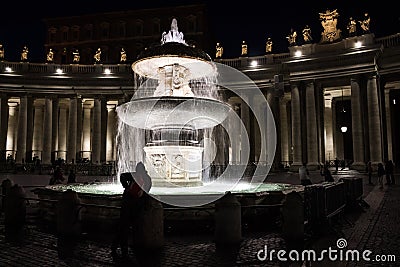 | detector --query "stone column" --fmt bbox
[100,98,108,163]
[51,98,59,163]
[240,95,251,164]
[279,96,289,166]
[82,103,92,160]
[106,104,116,161]
[306,82,319,170]
[324,94,334,162]
[58,104,68,160]
[67,97,77,163]
[266,89,276,166]
[32,100,44,160]
[6,103,18,157]
[227,99,240,164]
[384,89,393,161]
[16,96,28,163]
[25,96,34,162]
[76,97,83,160]
[290,85,302,171]
[333,99,344,160]
[351,79,366,170]
[42,97,52,164]
[367,75,383,164]
[0,95,9,161]
[92,98,101,164]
